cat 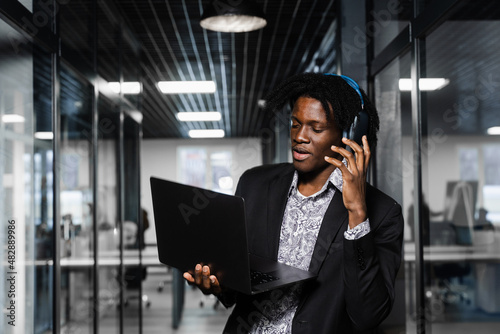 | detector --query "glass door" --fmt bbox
[122,115,142,333]
[0,19,47,334]
[374,51,412,333]
[58,63,94,334]
[421,6,500,331]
